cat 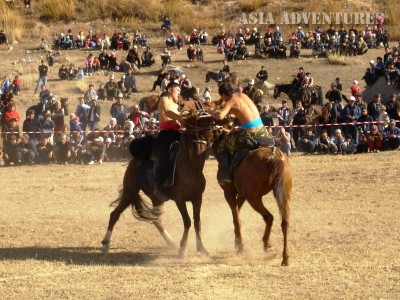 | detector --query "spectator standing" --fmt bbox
[88,99,101,131]
[23,109,40,146]
[34,60,49,94]
[11,76,22,95]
